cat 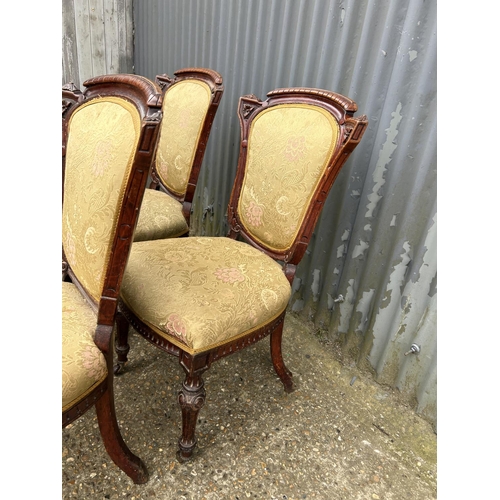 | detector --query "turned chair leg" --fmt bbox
[114,310,130,375]
[176,353,210,462]
[95,378,149,484]
[177,374,206,462]
[270,322,294,393]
